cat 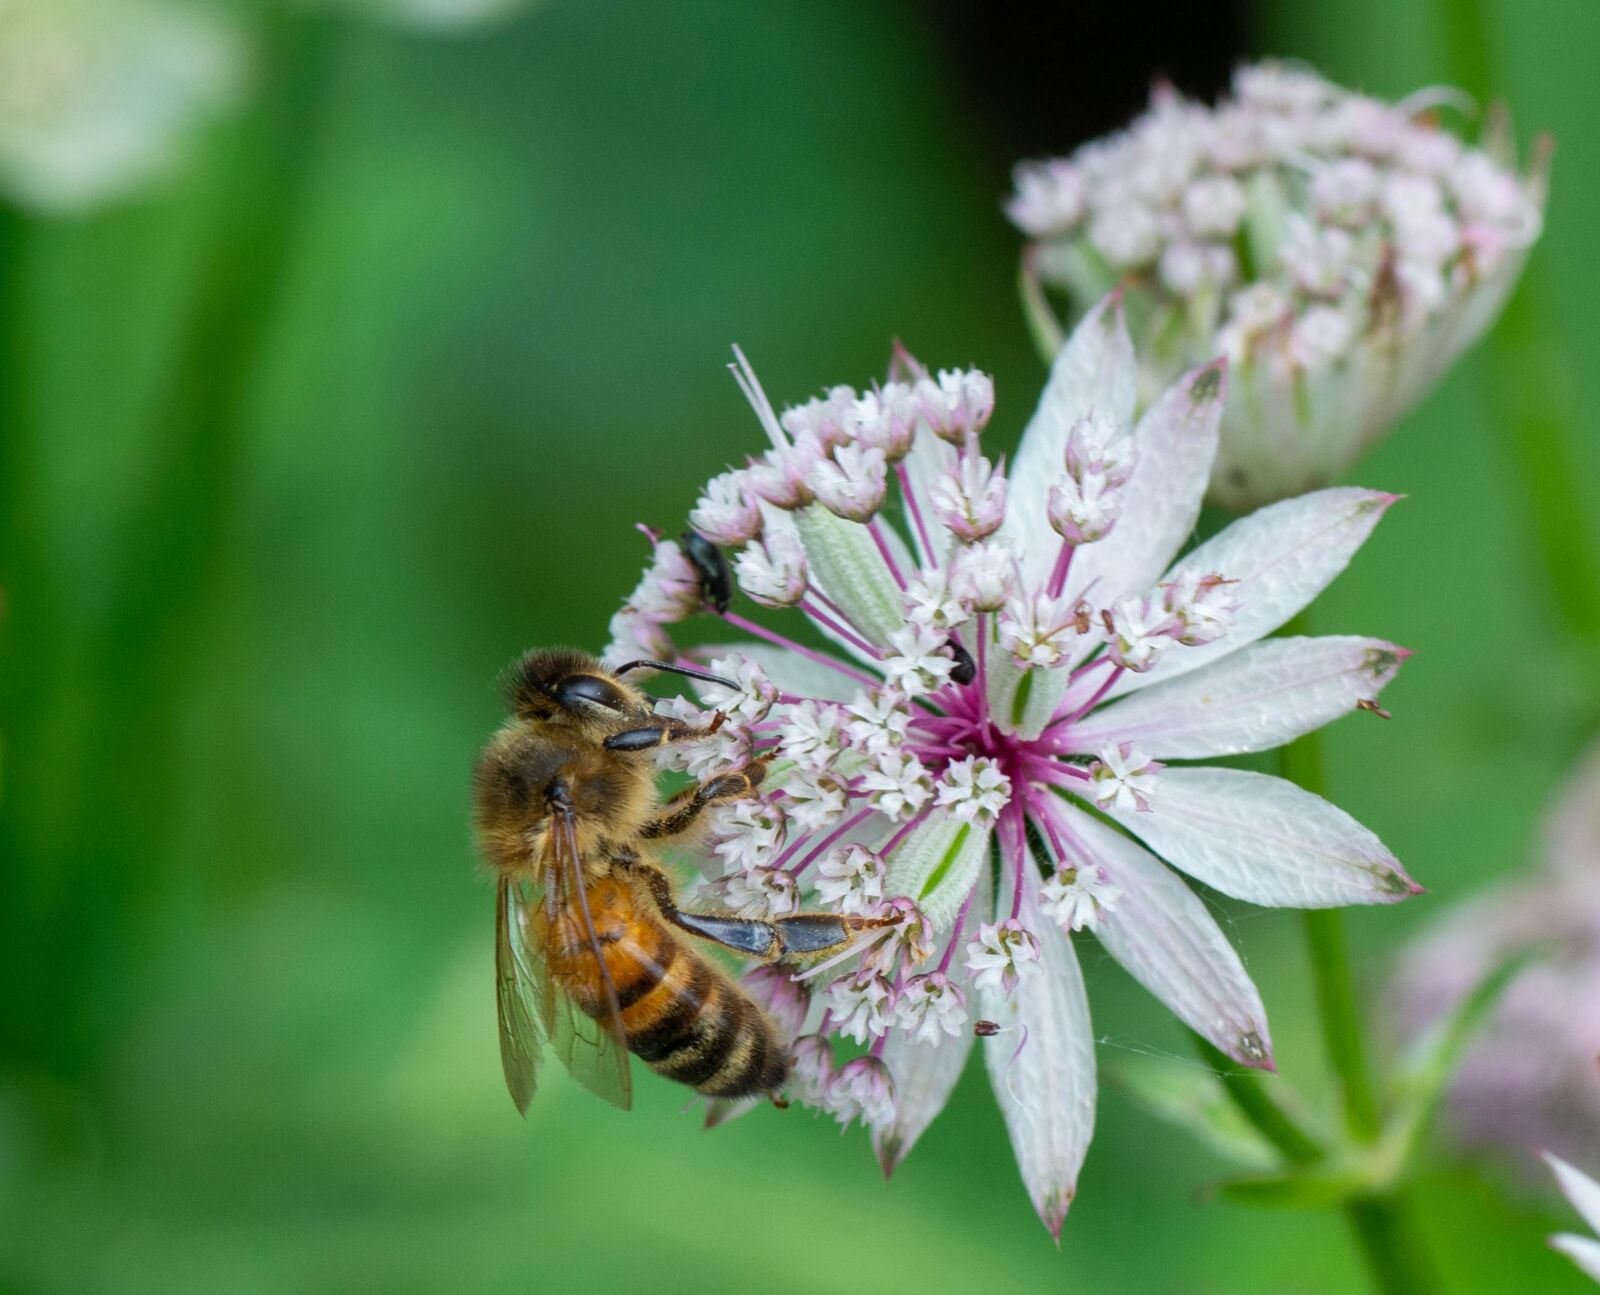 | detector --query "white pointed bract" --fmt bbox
[1397,741,1600,1162]
[0,0,242,214]
[1546,1153,1600,1284]
[605,294,1409,1235]
[1008,61,1546,509]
